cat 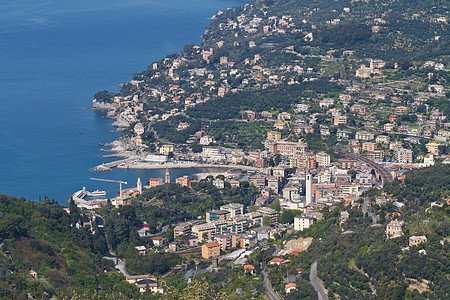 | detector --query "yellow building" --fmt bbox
[159,144,174,155]
[202,242,220,259]
[426,141,441,155]
[267,131,282,140]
